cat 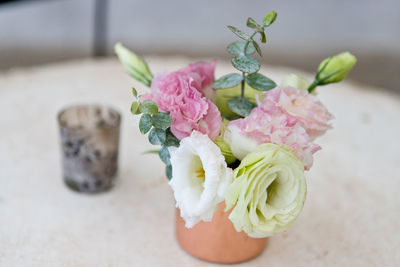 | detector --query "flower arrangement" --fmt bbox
[115,11,356,238]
